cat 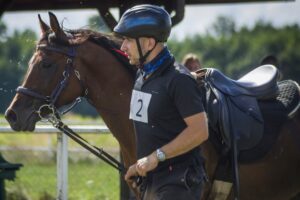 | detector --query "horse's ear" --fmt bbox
[38,14,50,34]
[48,12,67,38]
[260,55,278,67]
